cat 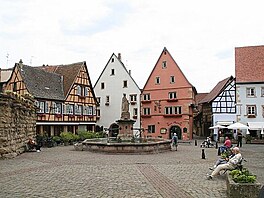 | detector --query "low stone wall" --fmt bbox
[80,138,171,154]
[226,173,262,198]
[0,92,36,159]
